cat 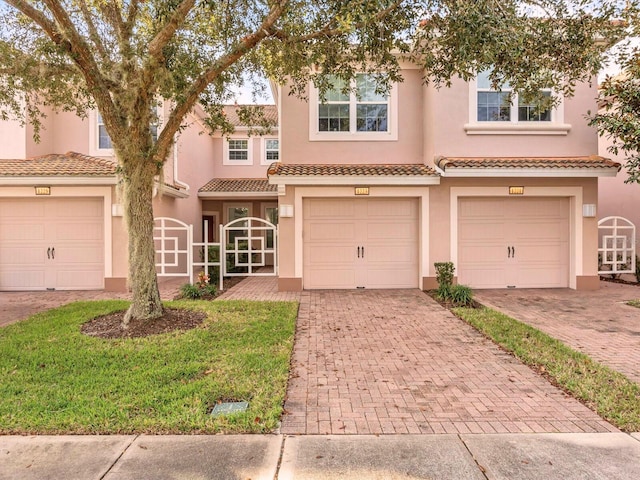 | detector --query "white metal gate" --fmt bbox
[598,216,636,275]
[222,217,278,277]
[154,216,277,289]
